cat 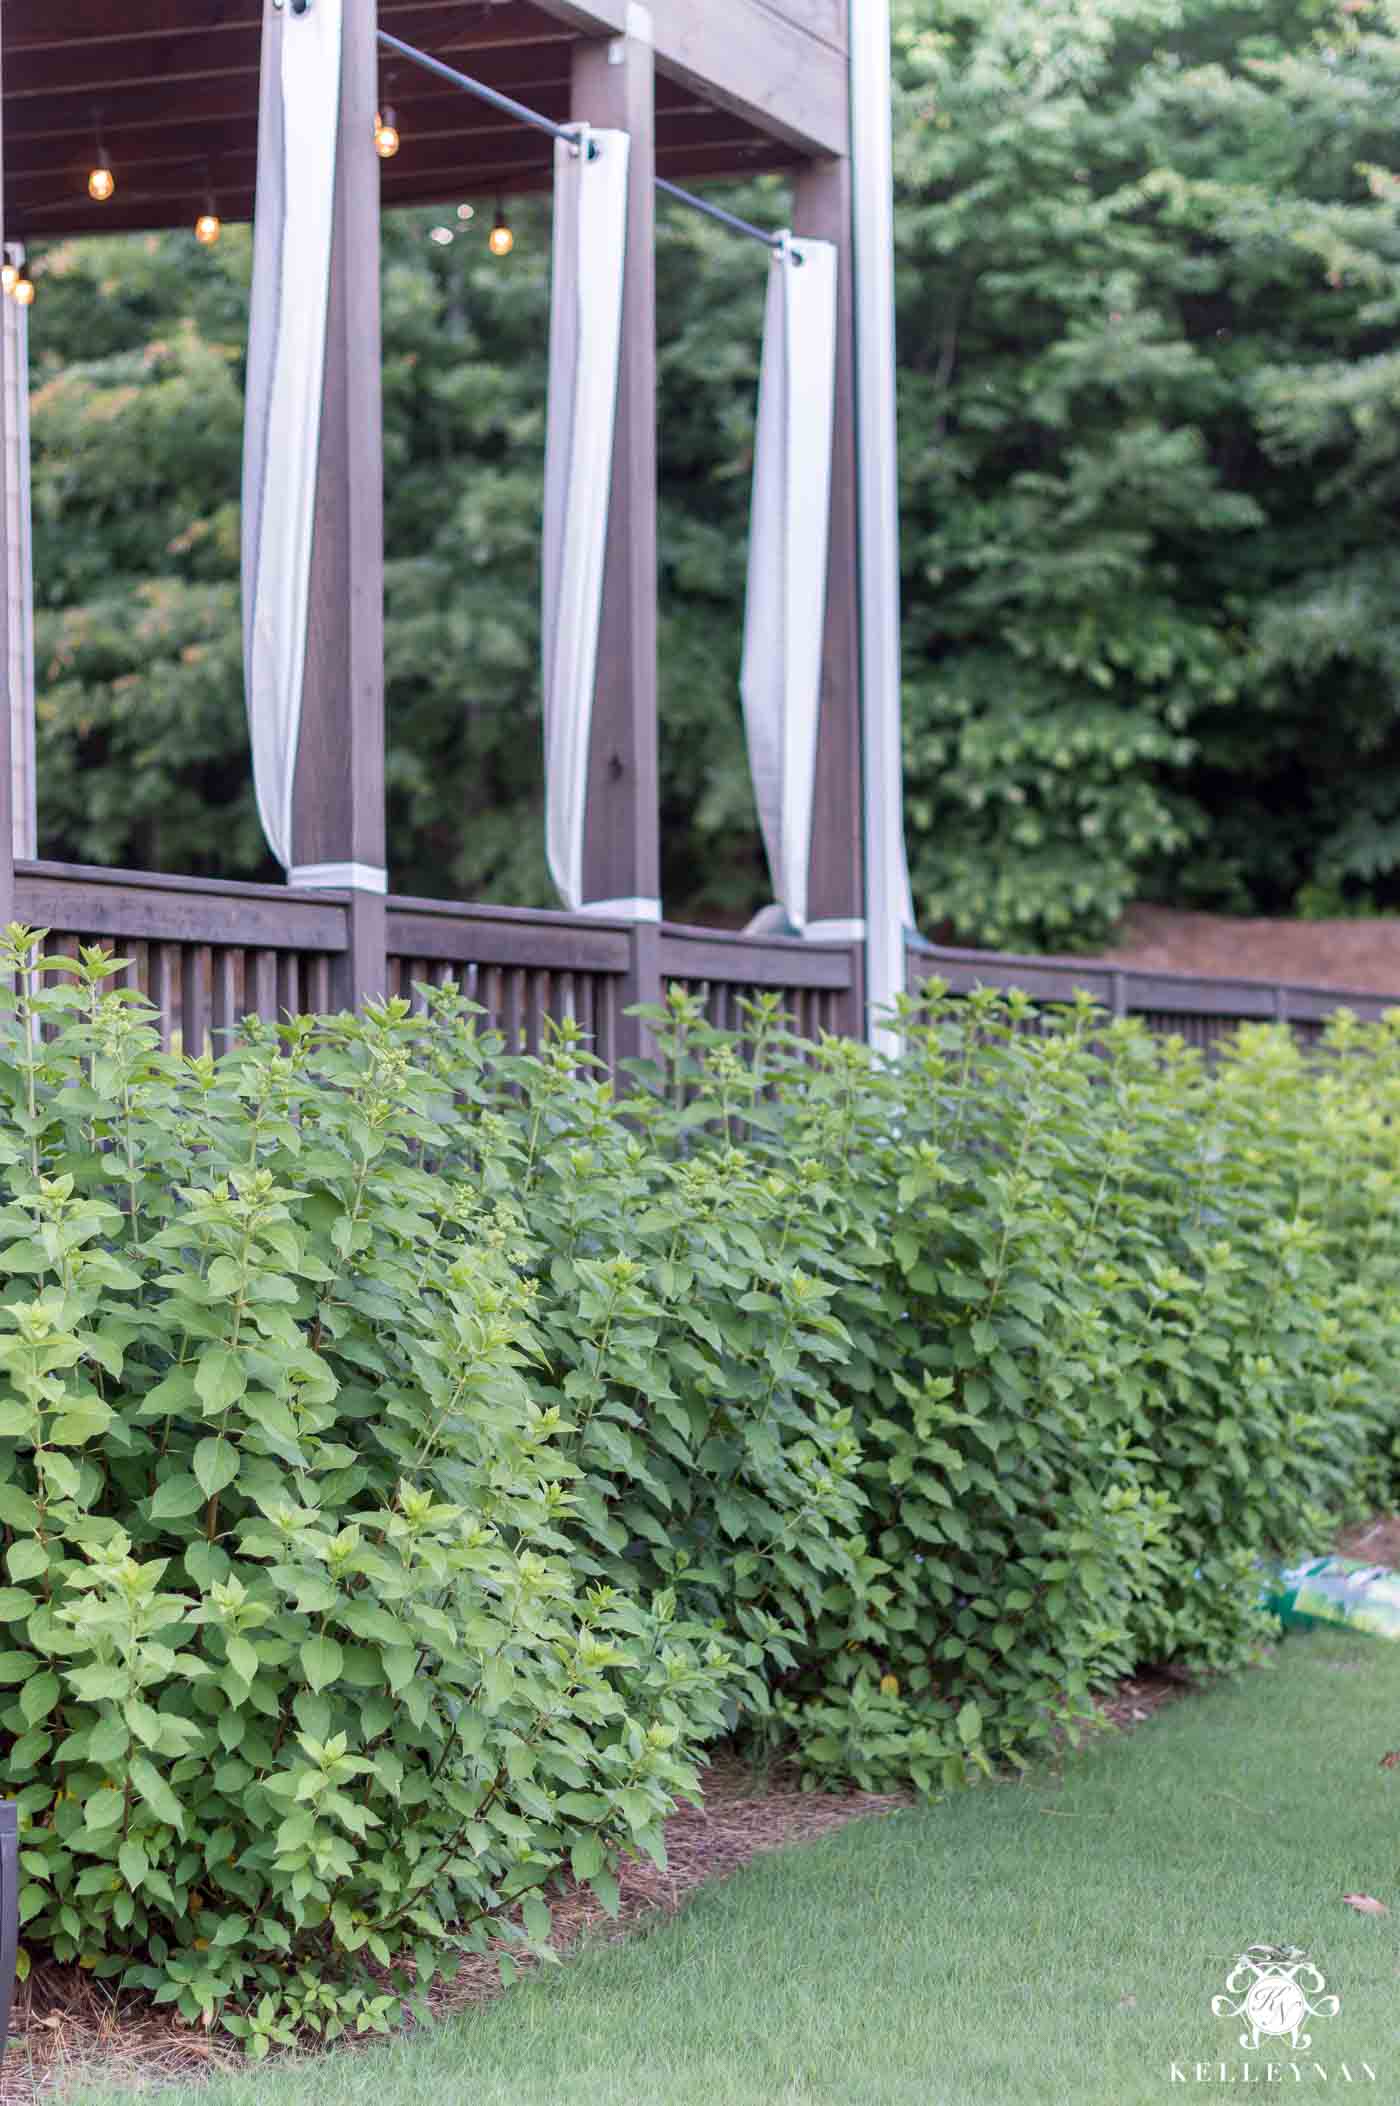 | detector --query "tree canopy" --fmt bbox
[22,0,1400,947]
